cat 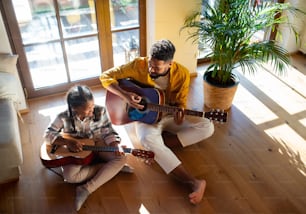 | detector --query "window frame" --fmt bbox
[0,0,146,98]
